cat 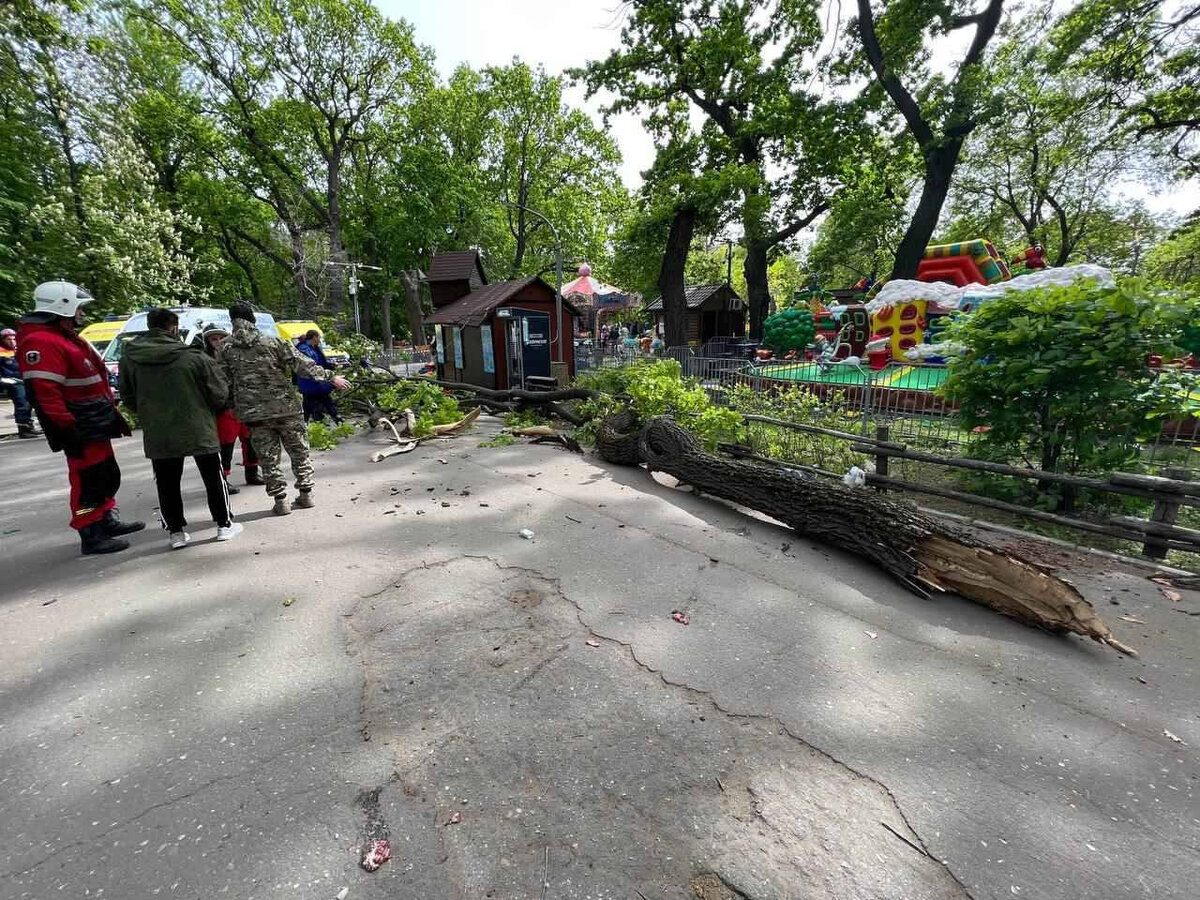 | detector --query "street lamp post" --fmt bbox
[501,201,563,362]
[327,260,382,334]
